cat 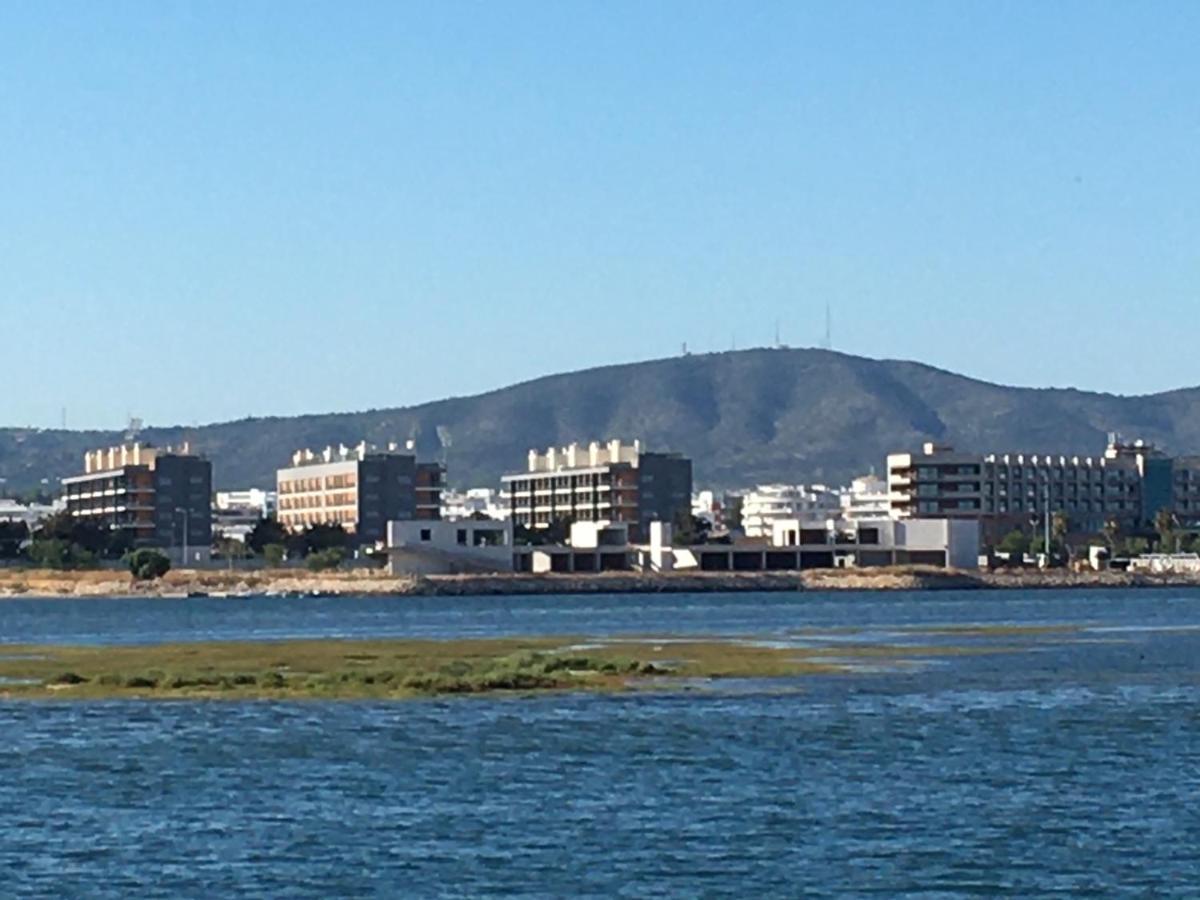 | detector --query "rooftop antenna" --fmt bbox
[822,301,833,350]
[681,341,689,356]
